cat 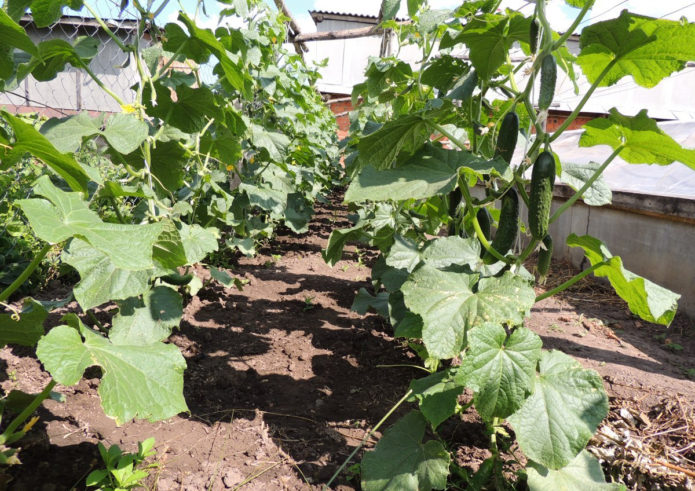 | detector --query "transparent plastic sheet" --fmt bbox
[518,121,695,200]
